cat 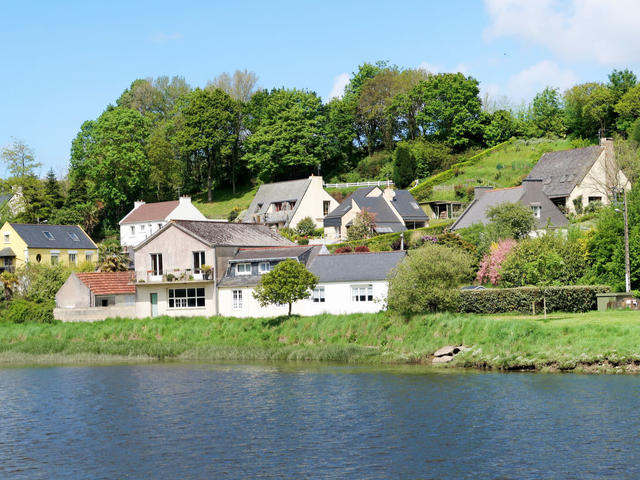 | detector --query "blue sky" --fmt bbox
[2,0,639,177]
